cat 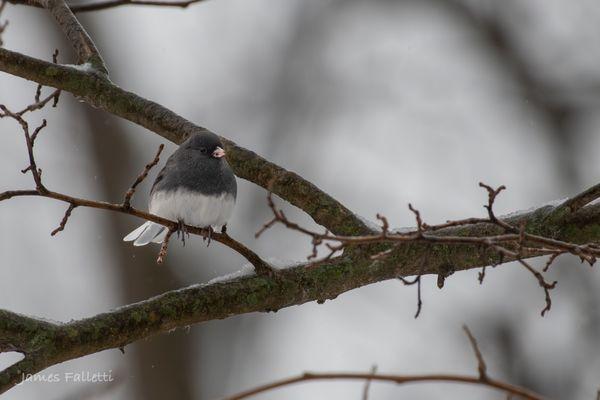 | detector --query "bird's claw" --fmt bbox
[176,220,189,246]
[202,226,213,247]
